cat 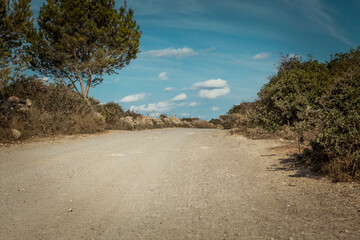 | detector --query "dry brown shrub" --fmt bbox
[0,78,105,142]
